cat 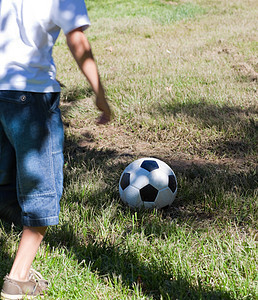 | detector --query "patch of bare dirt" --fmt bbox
[233,62,258,82]
[218,46,258,82]
[70,121,257,174]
